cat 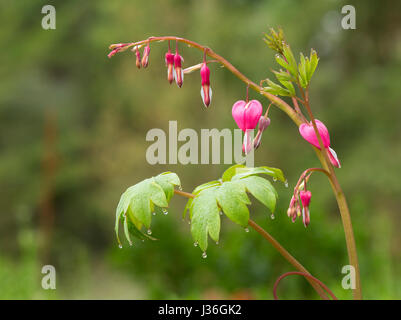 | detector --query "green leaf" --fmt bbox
[273,69,294,83]
[263,79,292,97]
[275,55,293,75]
[192,180,221,195]
[115,172,180,246]
[216,181,250,227]
[241,176,277,213]
[190,188,221,251]
[221,164,246,182]
[231,166,286,183]
[307,49,319,82]
[282,44,298,77]
[298,53,308,88]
